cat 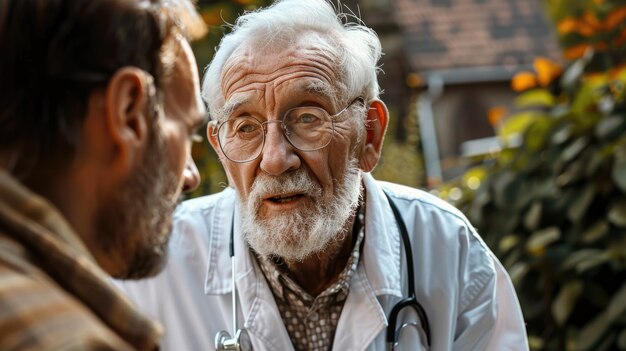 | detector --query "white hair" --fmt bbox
[202,0,382,120]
